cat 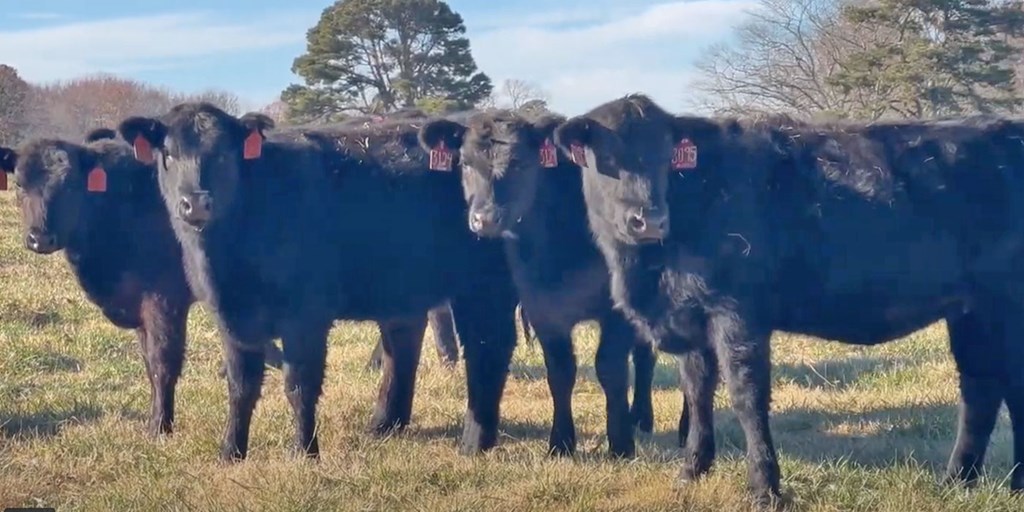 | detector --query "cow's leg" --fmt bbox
[677,345,718,481]
[596,313,637,458]
[944,309,1004,487]
[711,314,780,507]
[428,303,460,369]
[263,340,284,370]
[366,339,385,371]
[218,340,284,378]
[138,296,187,436]
[452,287,518,455]
[218,318,269,462]
[678,391,691,448]
[630,339,656,435]
[533,323,577,456]
[518,303,536,345]
[1003,337,1024,491]
[280,317,331,458]
[370,315,428,434]
[990,302,1024,491]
